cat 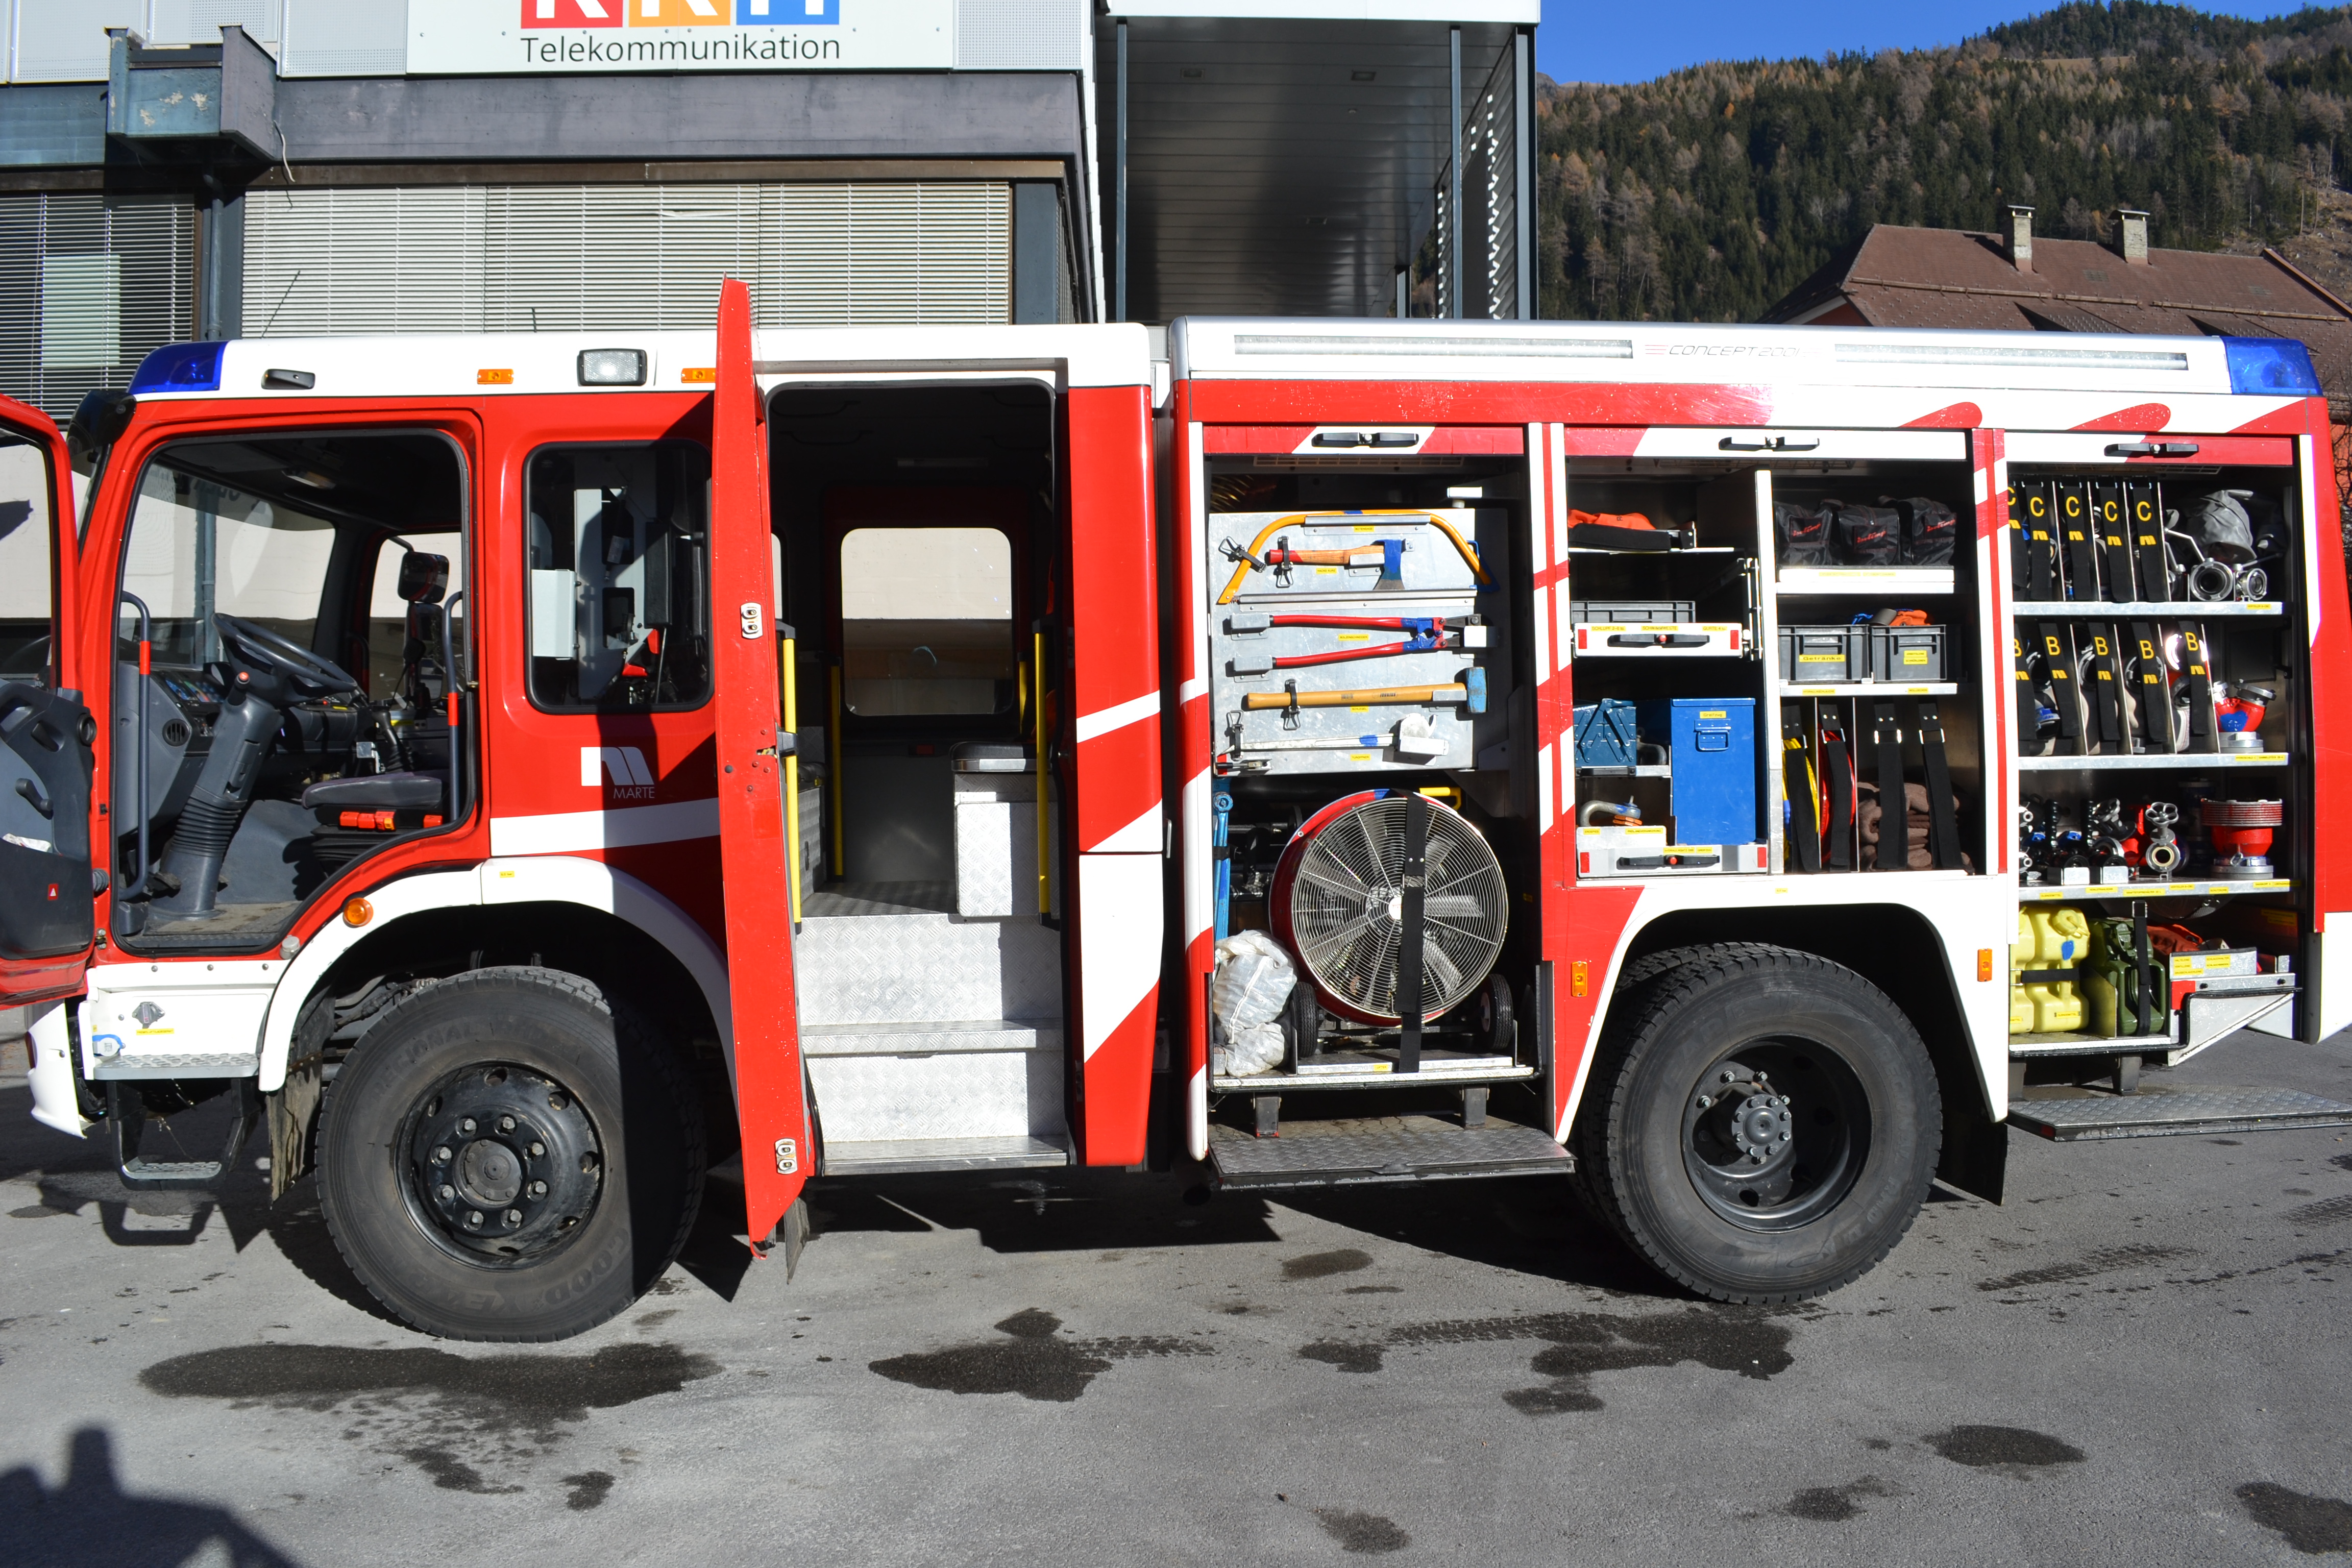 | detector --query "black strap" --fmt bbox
[1870,700,1907,871]
[2084,623,2127,747]
[2096,483,2133,603]
[2131,902,2163,1036]
[1395,789,1428,1074]
[2129,620,2170,754]
[1821,709,1854,870]
[2129,481,2169,601]
[2038,622,2082,748]
[2177,623,2215,744]
[2006,481,2031,595]
[1782,708,1821,873]
[2025,483,2059,601]
[2012,631,2041,747]
[1916,699,1965,871]
[2061,483,2102,601]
